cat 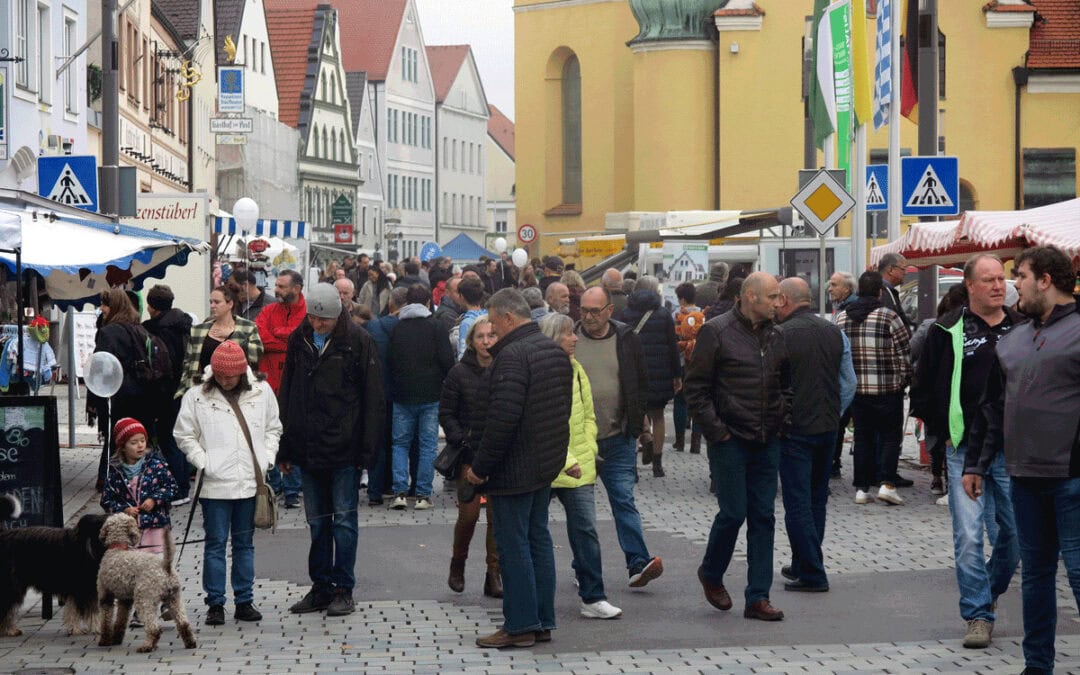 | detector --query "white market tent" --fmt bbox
[870,198,1080,268]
